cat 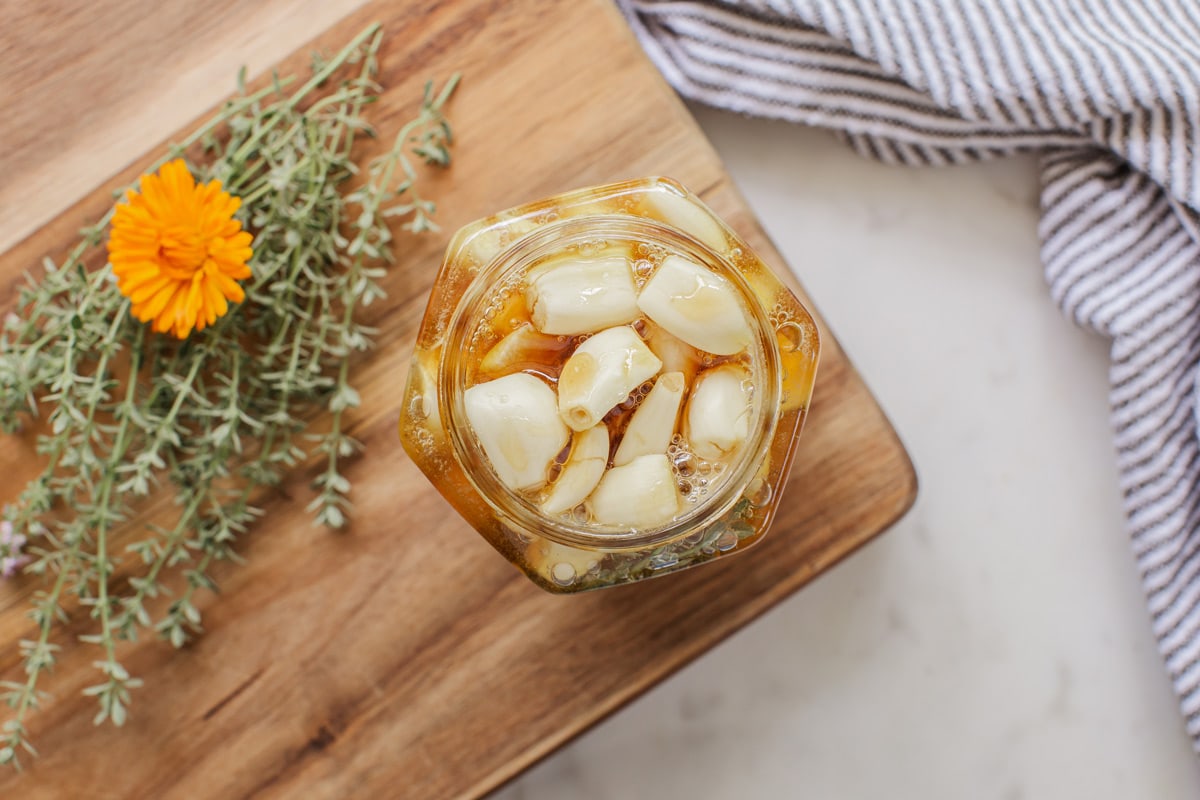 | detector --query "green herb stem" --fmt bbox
[0,25,458,766]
